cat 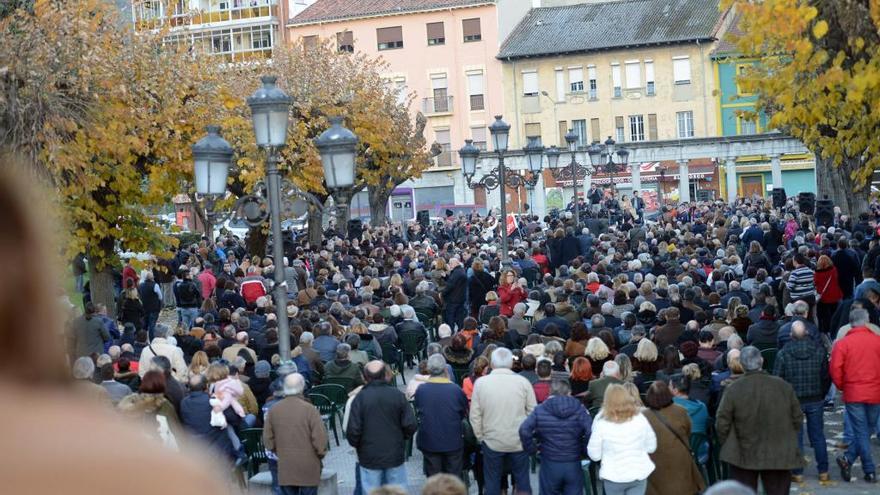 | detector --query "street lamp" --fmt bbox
[192,125,234,240]
[548,129,593,227]
[522,137,545,215]
[459,115,541,263]
[588,136,630,198]
[314,116,358,236]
